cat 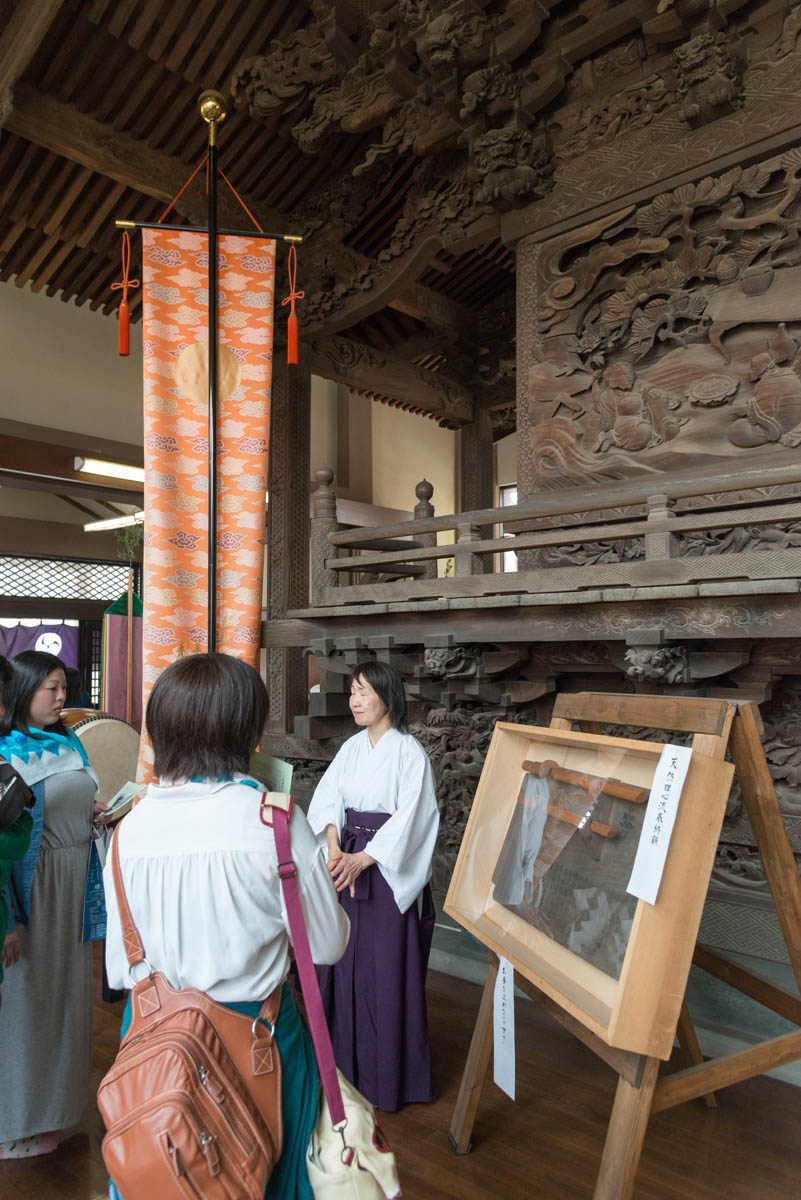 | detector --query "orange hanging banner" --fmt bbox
[138,228,276,780]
